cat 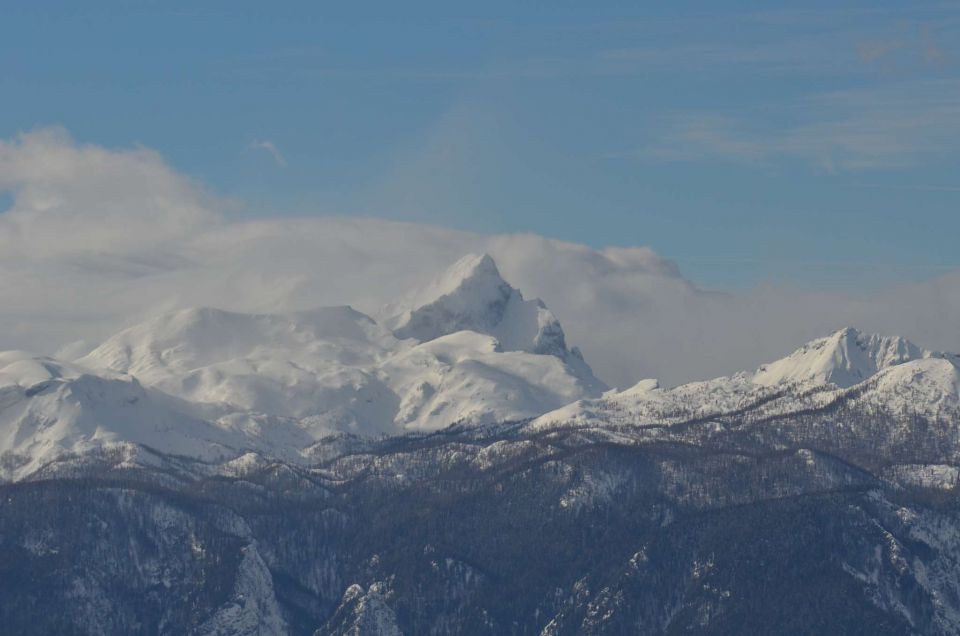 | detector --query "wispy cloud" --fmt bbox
[640,79,960,172]
[250,139,287,167]
[596,7,958,77]
[857,22,952,70]
[216,5,959,89]
[847,182,960,193]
